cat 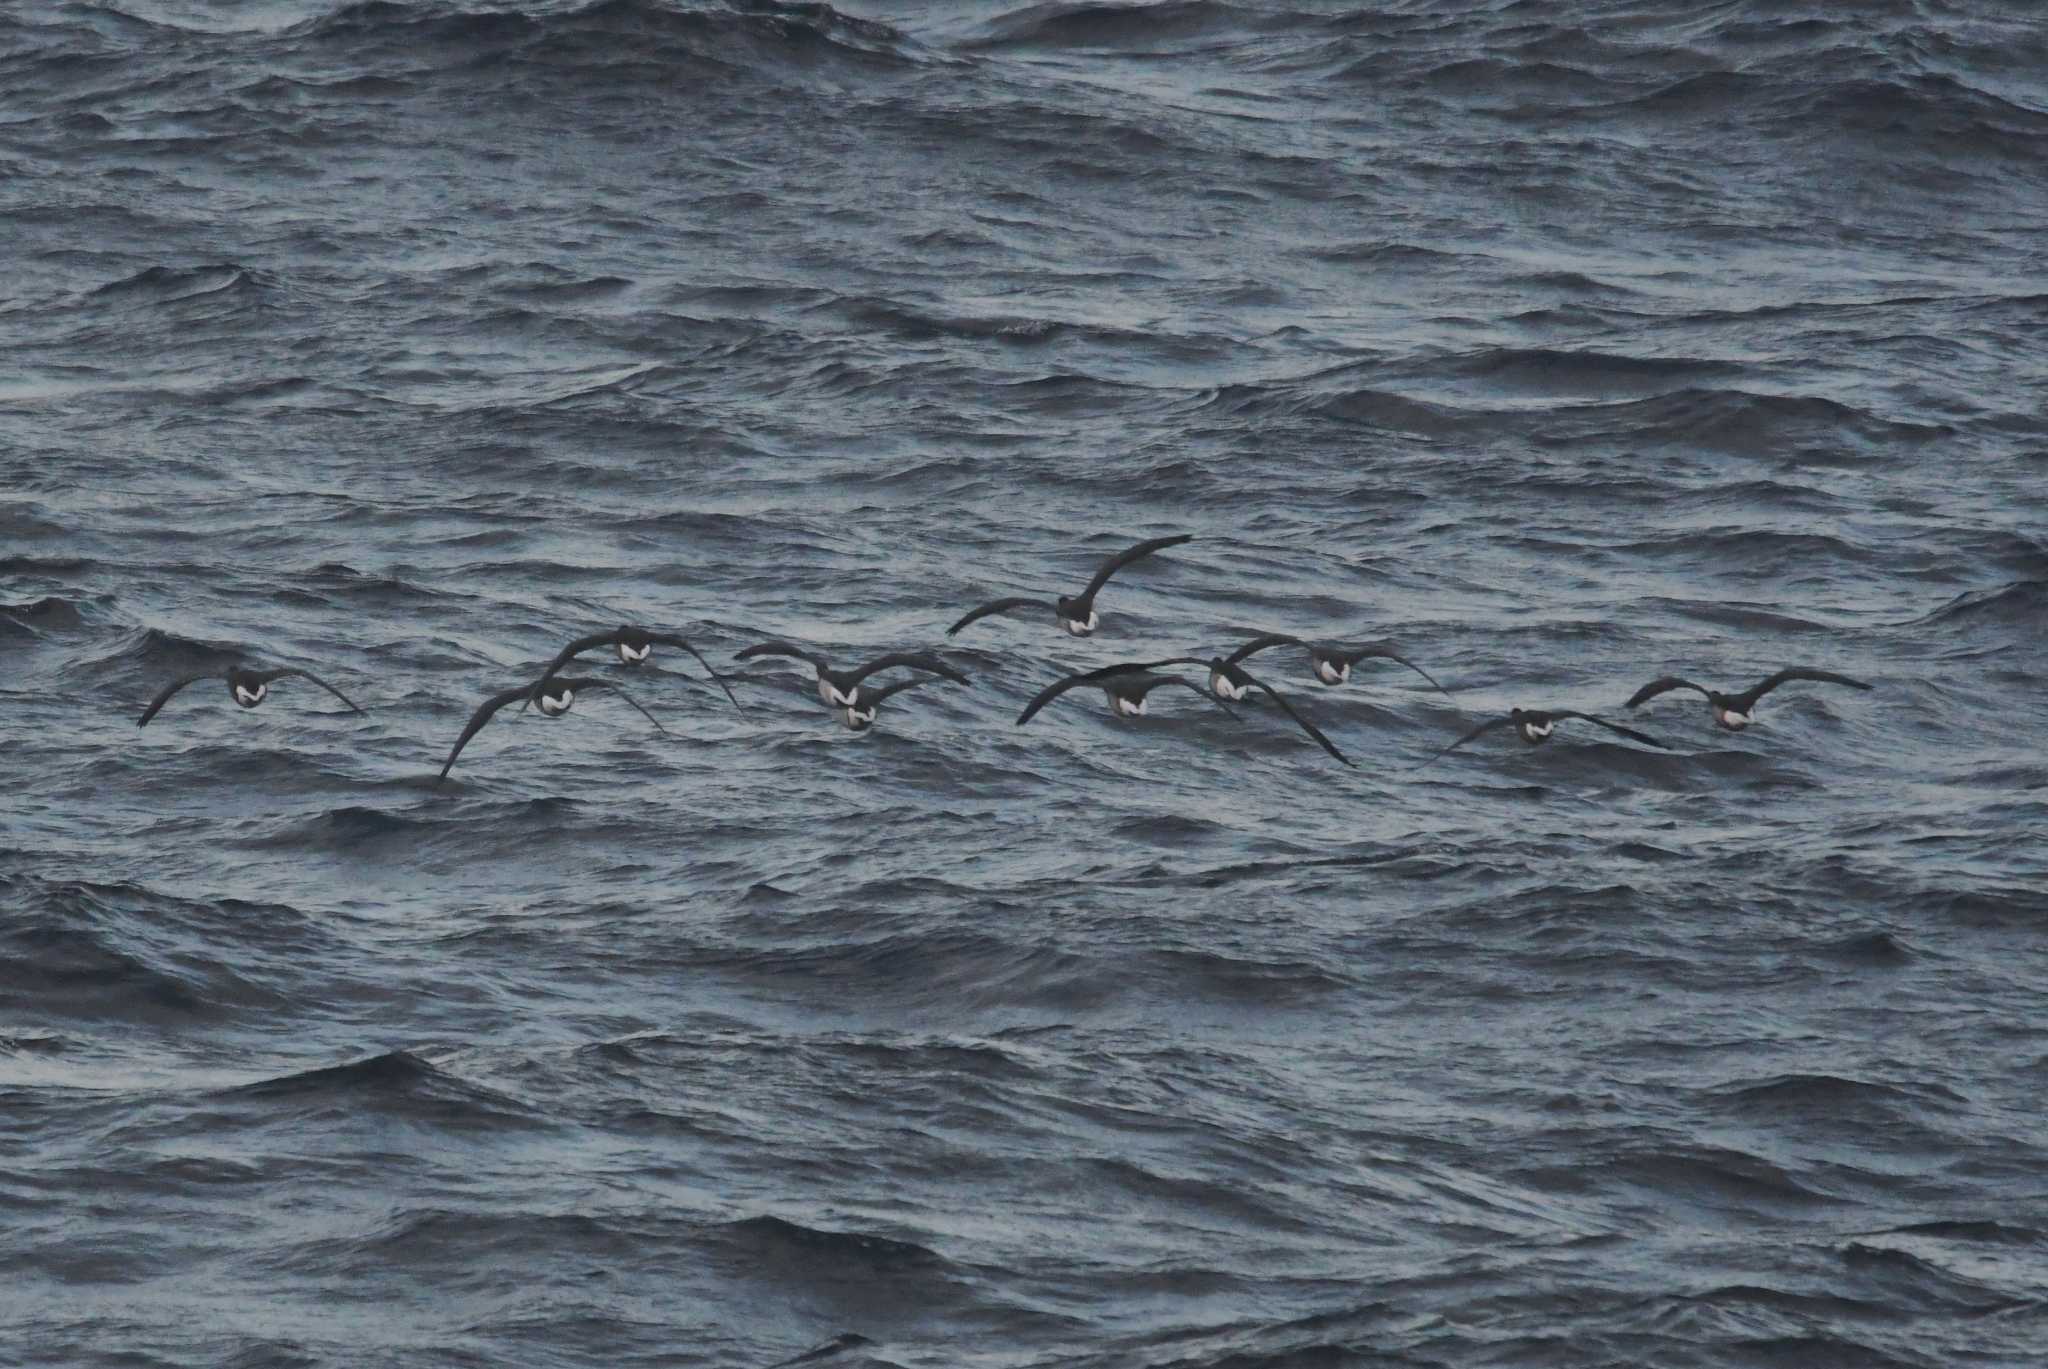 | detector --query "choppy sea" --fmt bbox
[3,1,2046,1364]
